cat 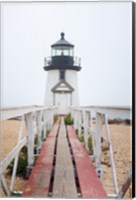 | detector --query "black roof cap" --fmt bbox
[51,32,74,48]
